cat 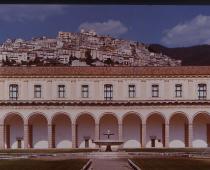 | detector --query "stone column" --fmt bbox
[118,123,123,149]
[95,123,100,149]
[118,123,123,141]
[48,124,52,148]
[141,124,146,148]
[72,123,76,148]
[95,123,99,141]
[24,124,29,149]
[165,124,169,148]
[188,123,193,147]
[0,124,4,149]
